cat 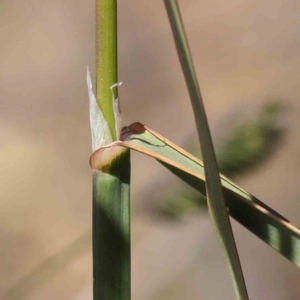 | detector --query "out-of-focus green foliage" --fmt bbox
[156,190,207,220]
[219,101,284,178]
